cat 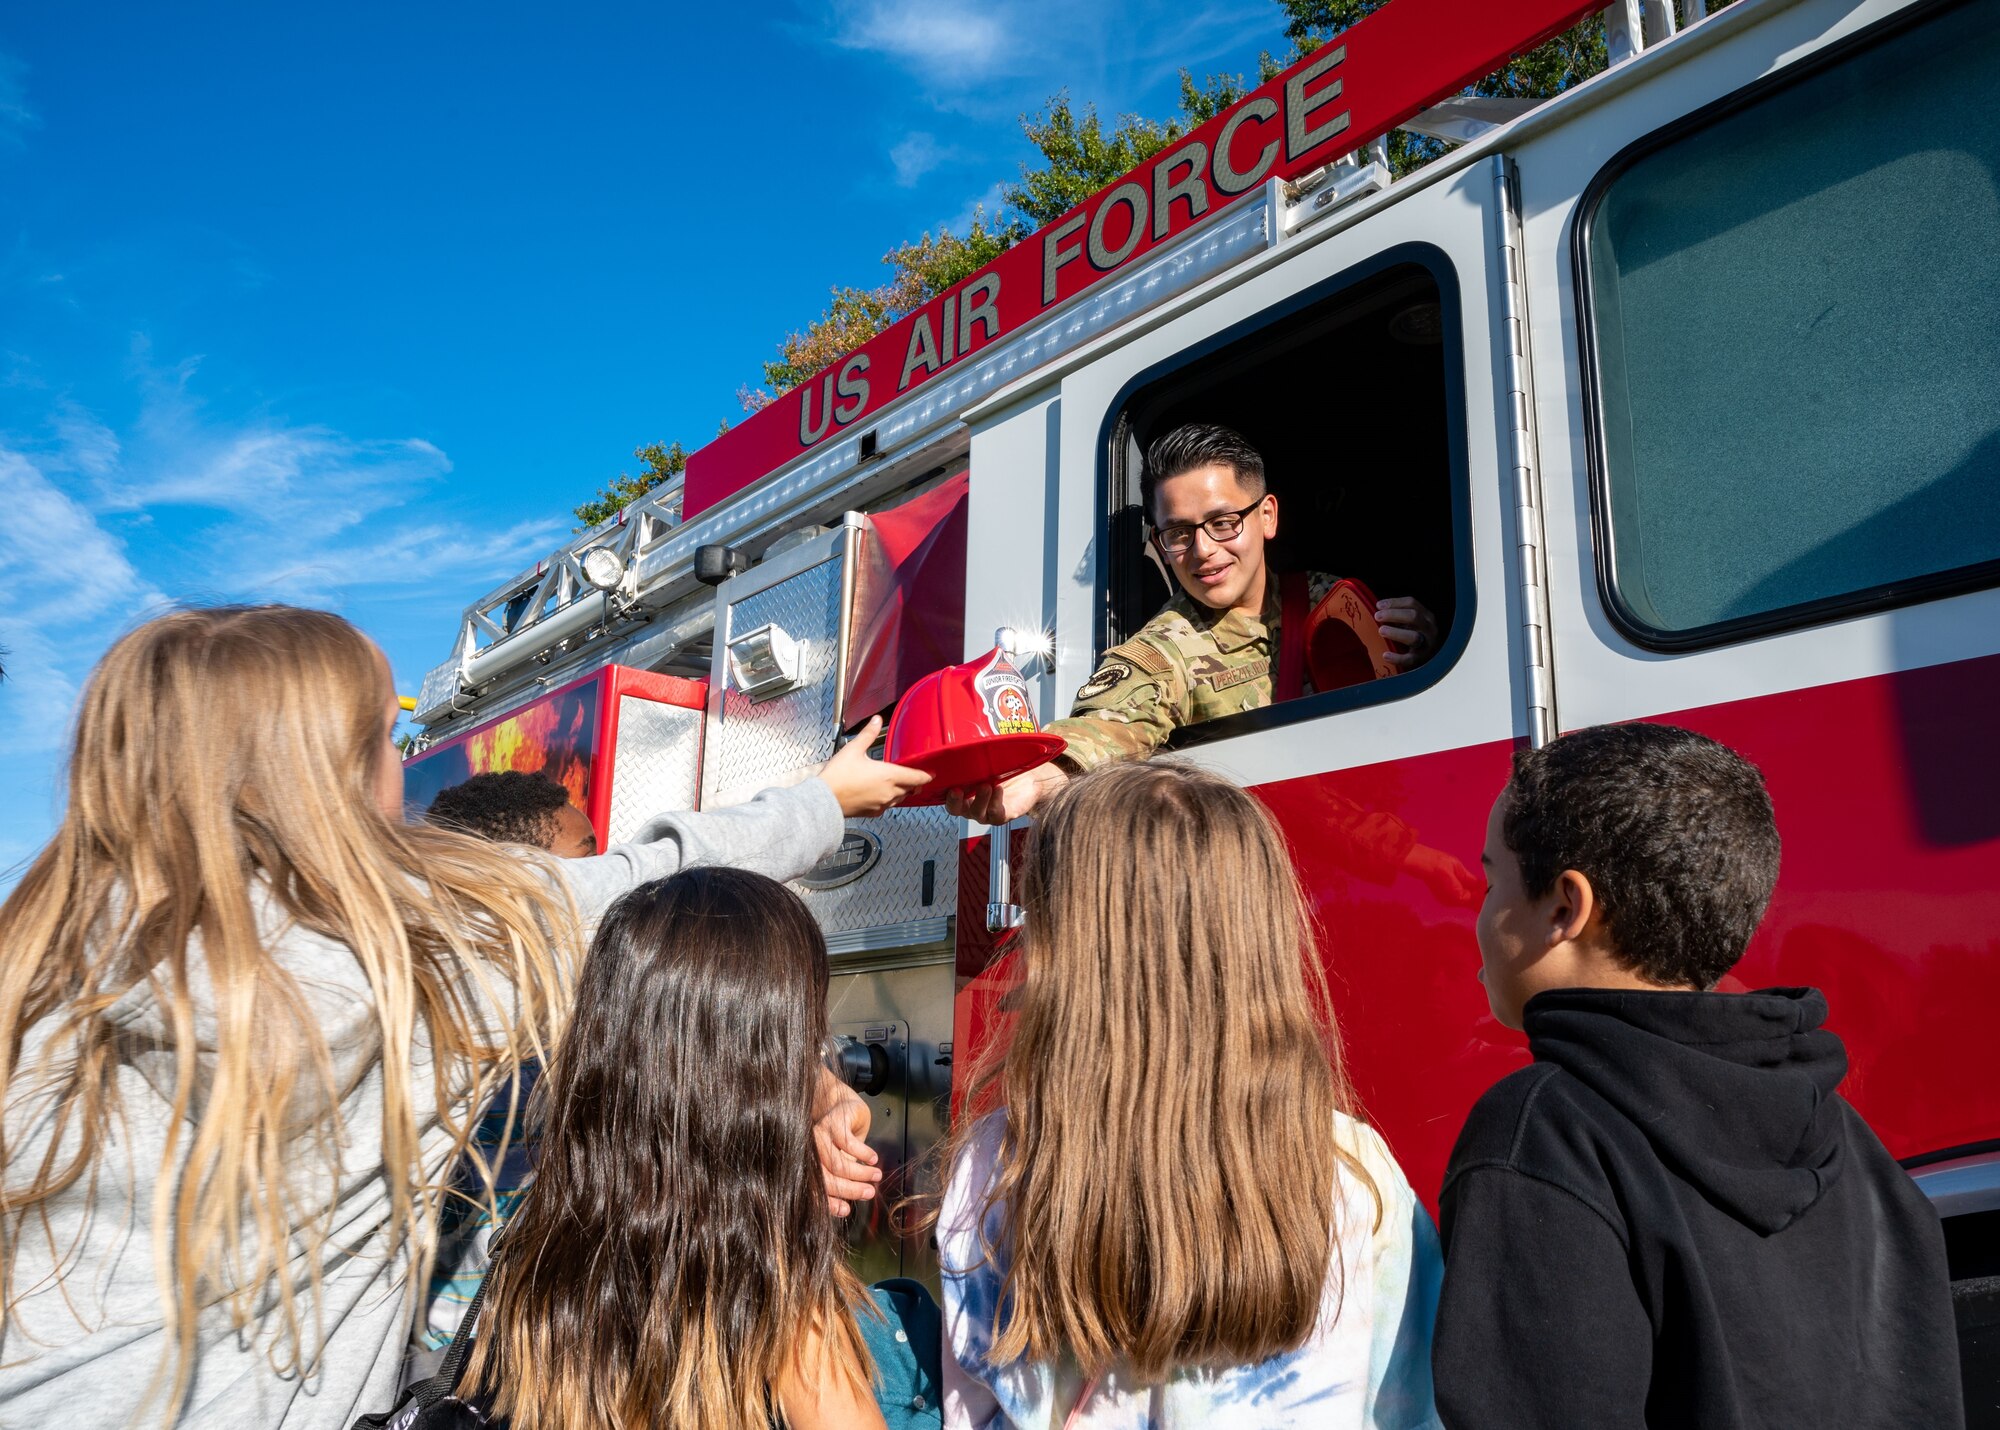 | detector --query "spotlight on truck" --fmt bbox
[581,546,626,591]
[726,622,806,702]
